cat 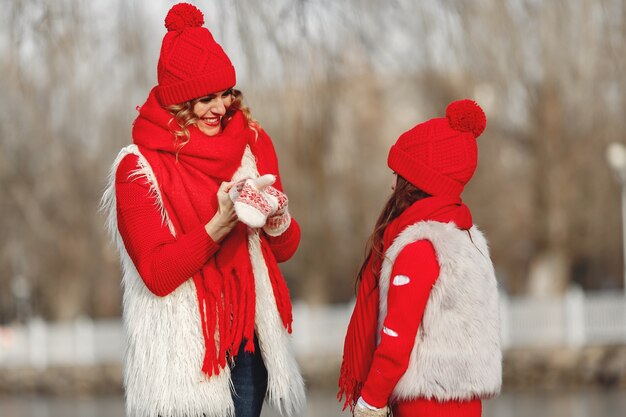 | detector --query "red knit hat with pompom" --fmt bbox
[155,3,236,106]
[387,99,486,197]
